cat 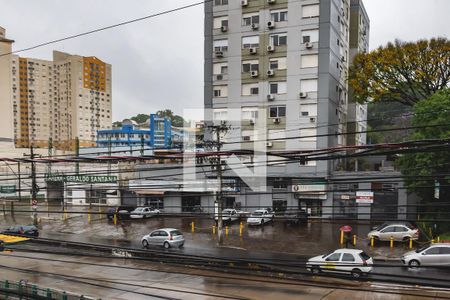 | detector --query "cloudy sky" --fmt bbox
[1,0,449,122]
